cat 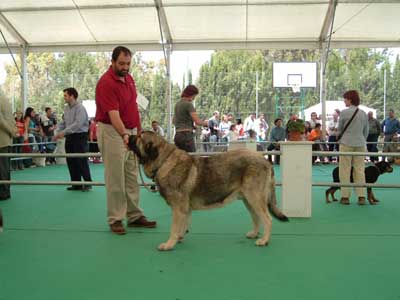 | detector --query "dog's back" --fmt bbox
[331,161,392,184]
[332,165,380,184]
